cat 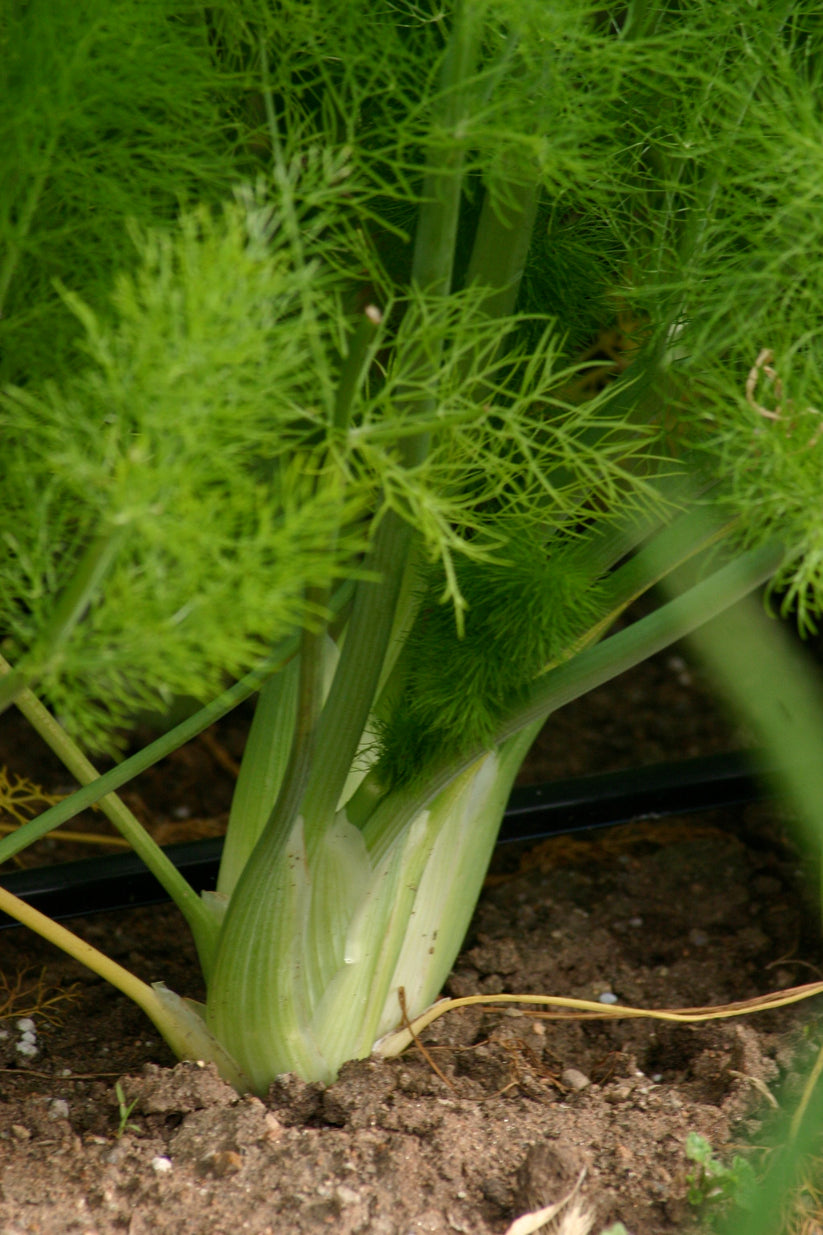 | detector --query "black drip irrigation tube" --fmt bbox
[0,749,770,929]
